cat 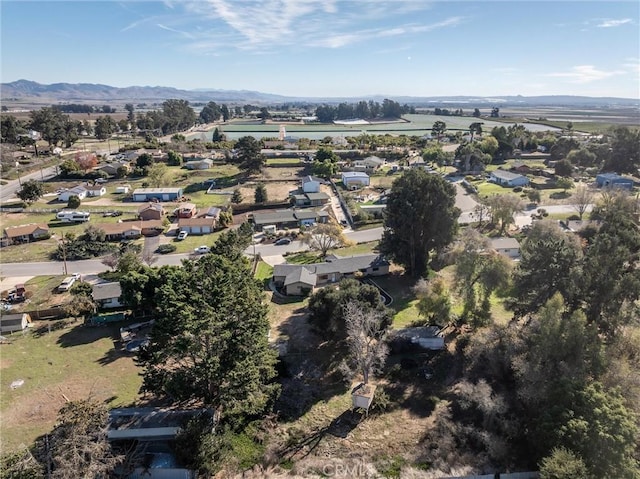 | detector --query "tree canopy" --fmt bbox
[380,169,460,277]
[235,136,264,172]
[139,250,278,425]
